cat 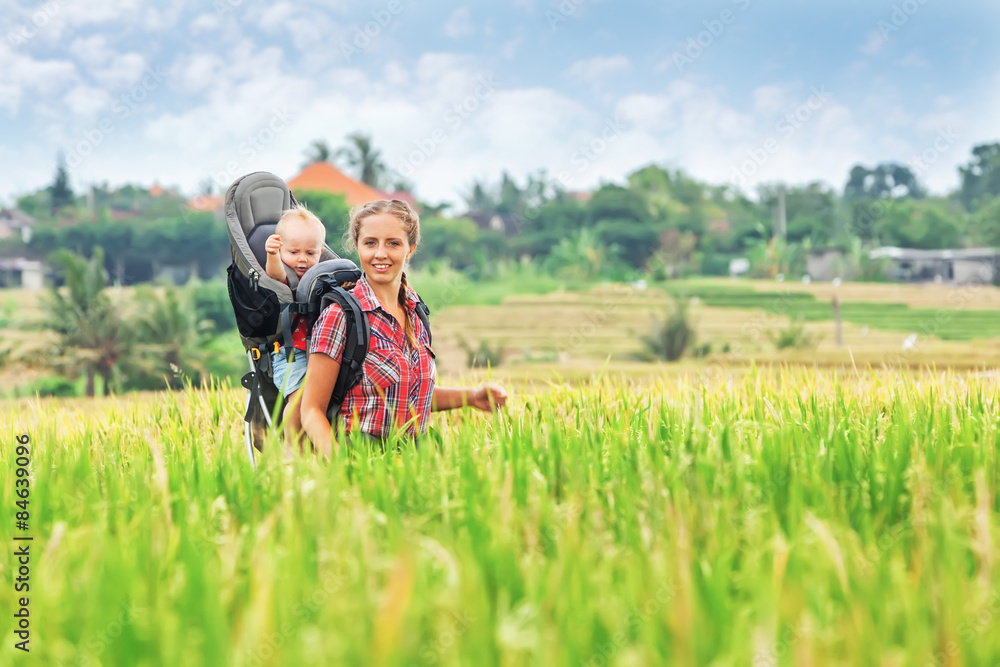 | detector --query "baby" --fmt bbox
[264,205,326,451]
